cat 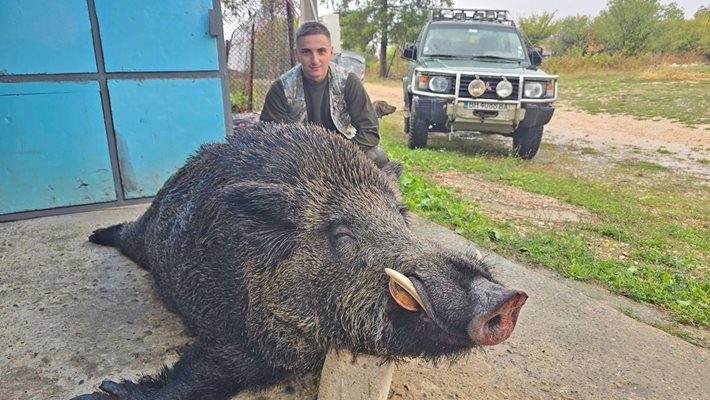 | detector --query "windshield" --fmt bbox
[421,24,527,61]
